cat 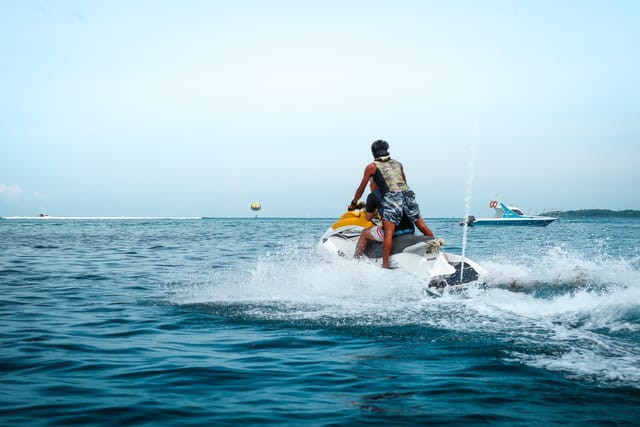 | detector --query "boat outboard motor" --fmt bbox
[461,215,476,226]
